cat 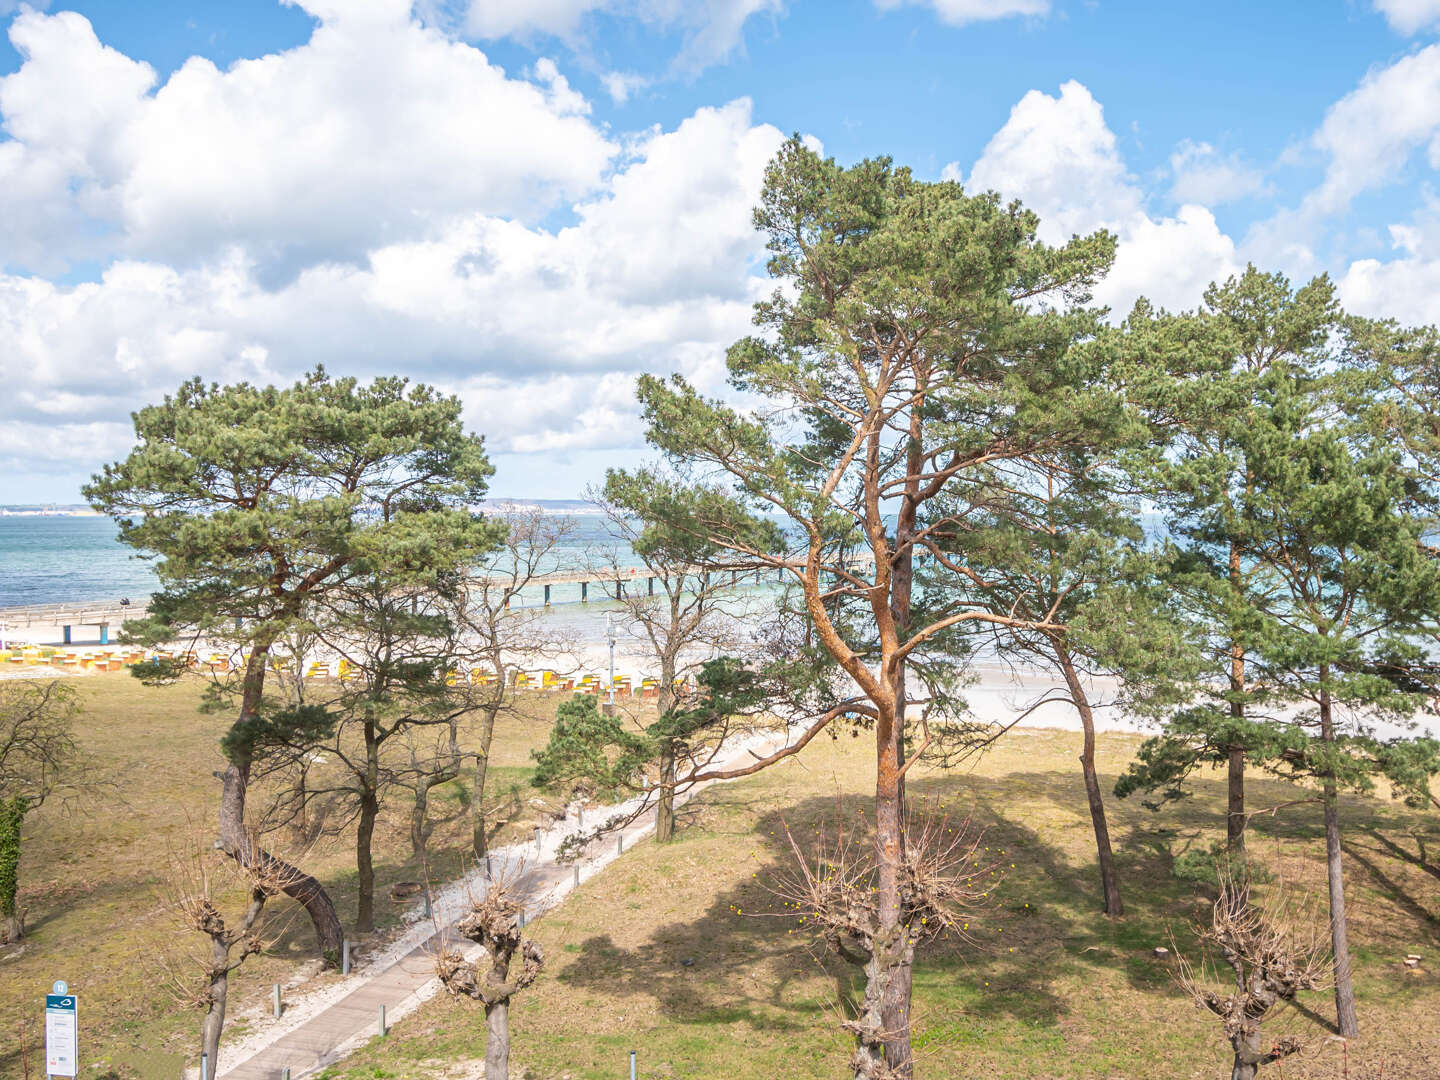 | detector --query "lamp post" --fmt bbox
[606,611,617,715]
